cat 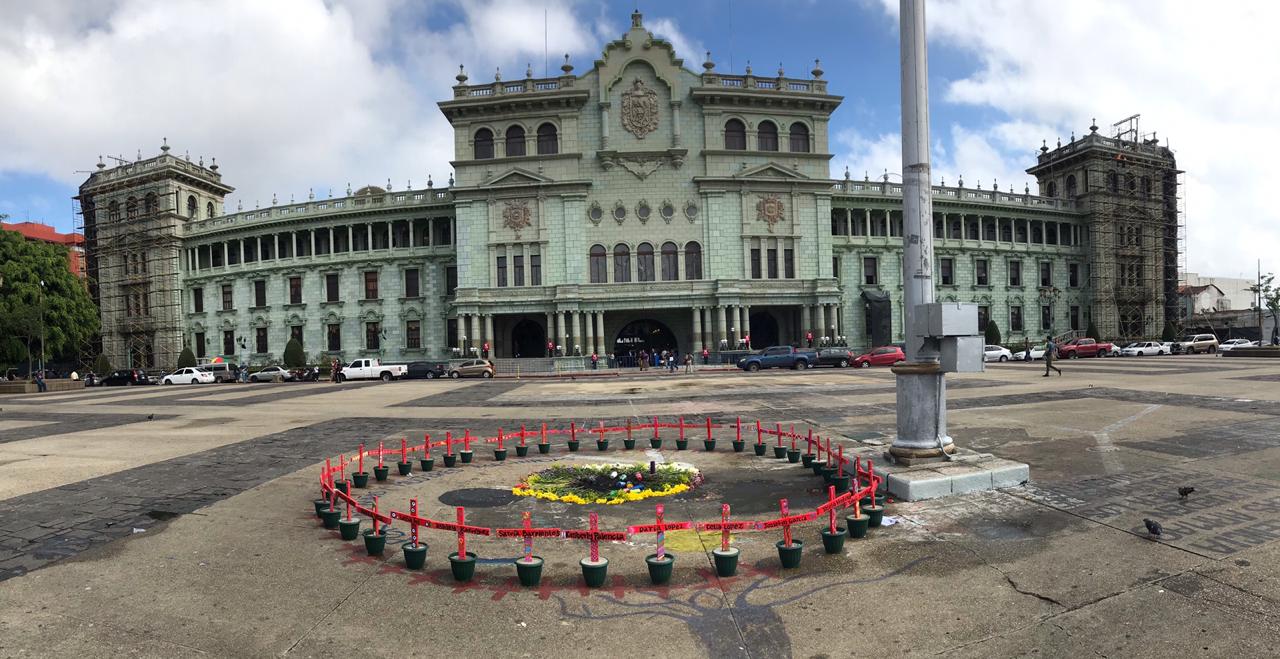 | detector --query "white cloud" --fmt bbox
[864,0,1280,276]
[647,17,707,69]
